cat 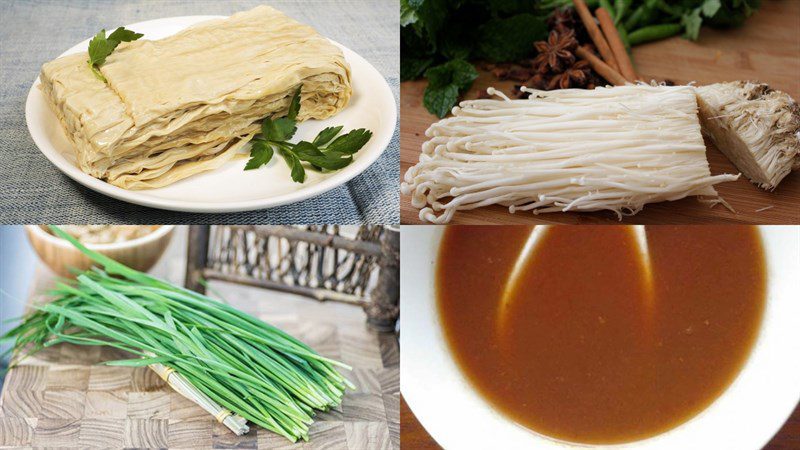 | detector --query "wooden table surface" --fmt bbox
[400,1,800,225]
[402,394,800,449]
[0,229,399,449]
